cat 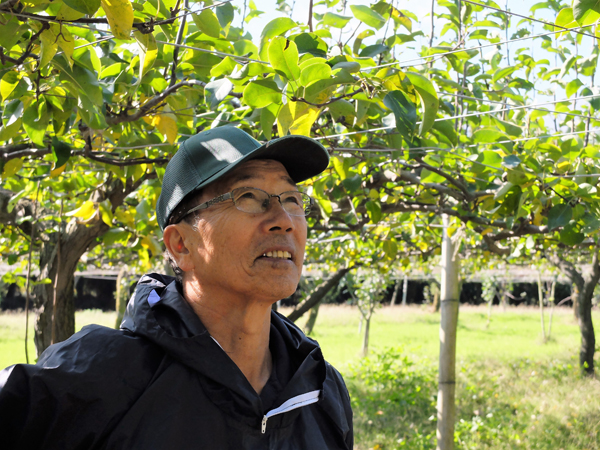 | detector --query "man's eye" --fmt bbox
[283,195,301,205]
[238,191,258,200]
